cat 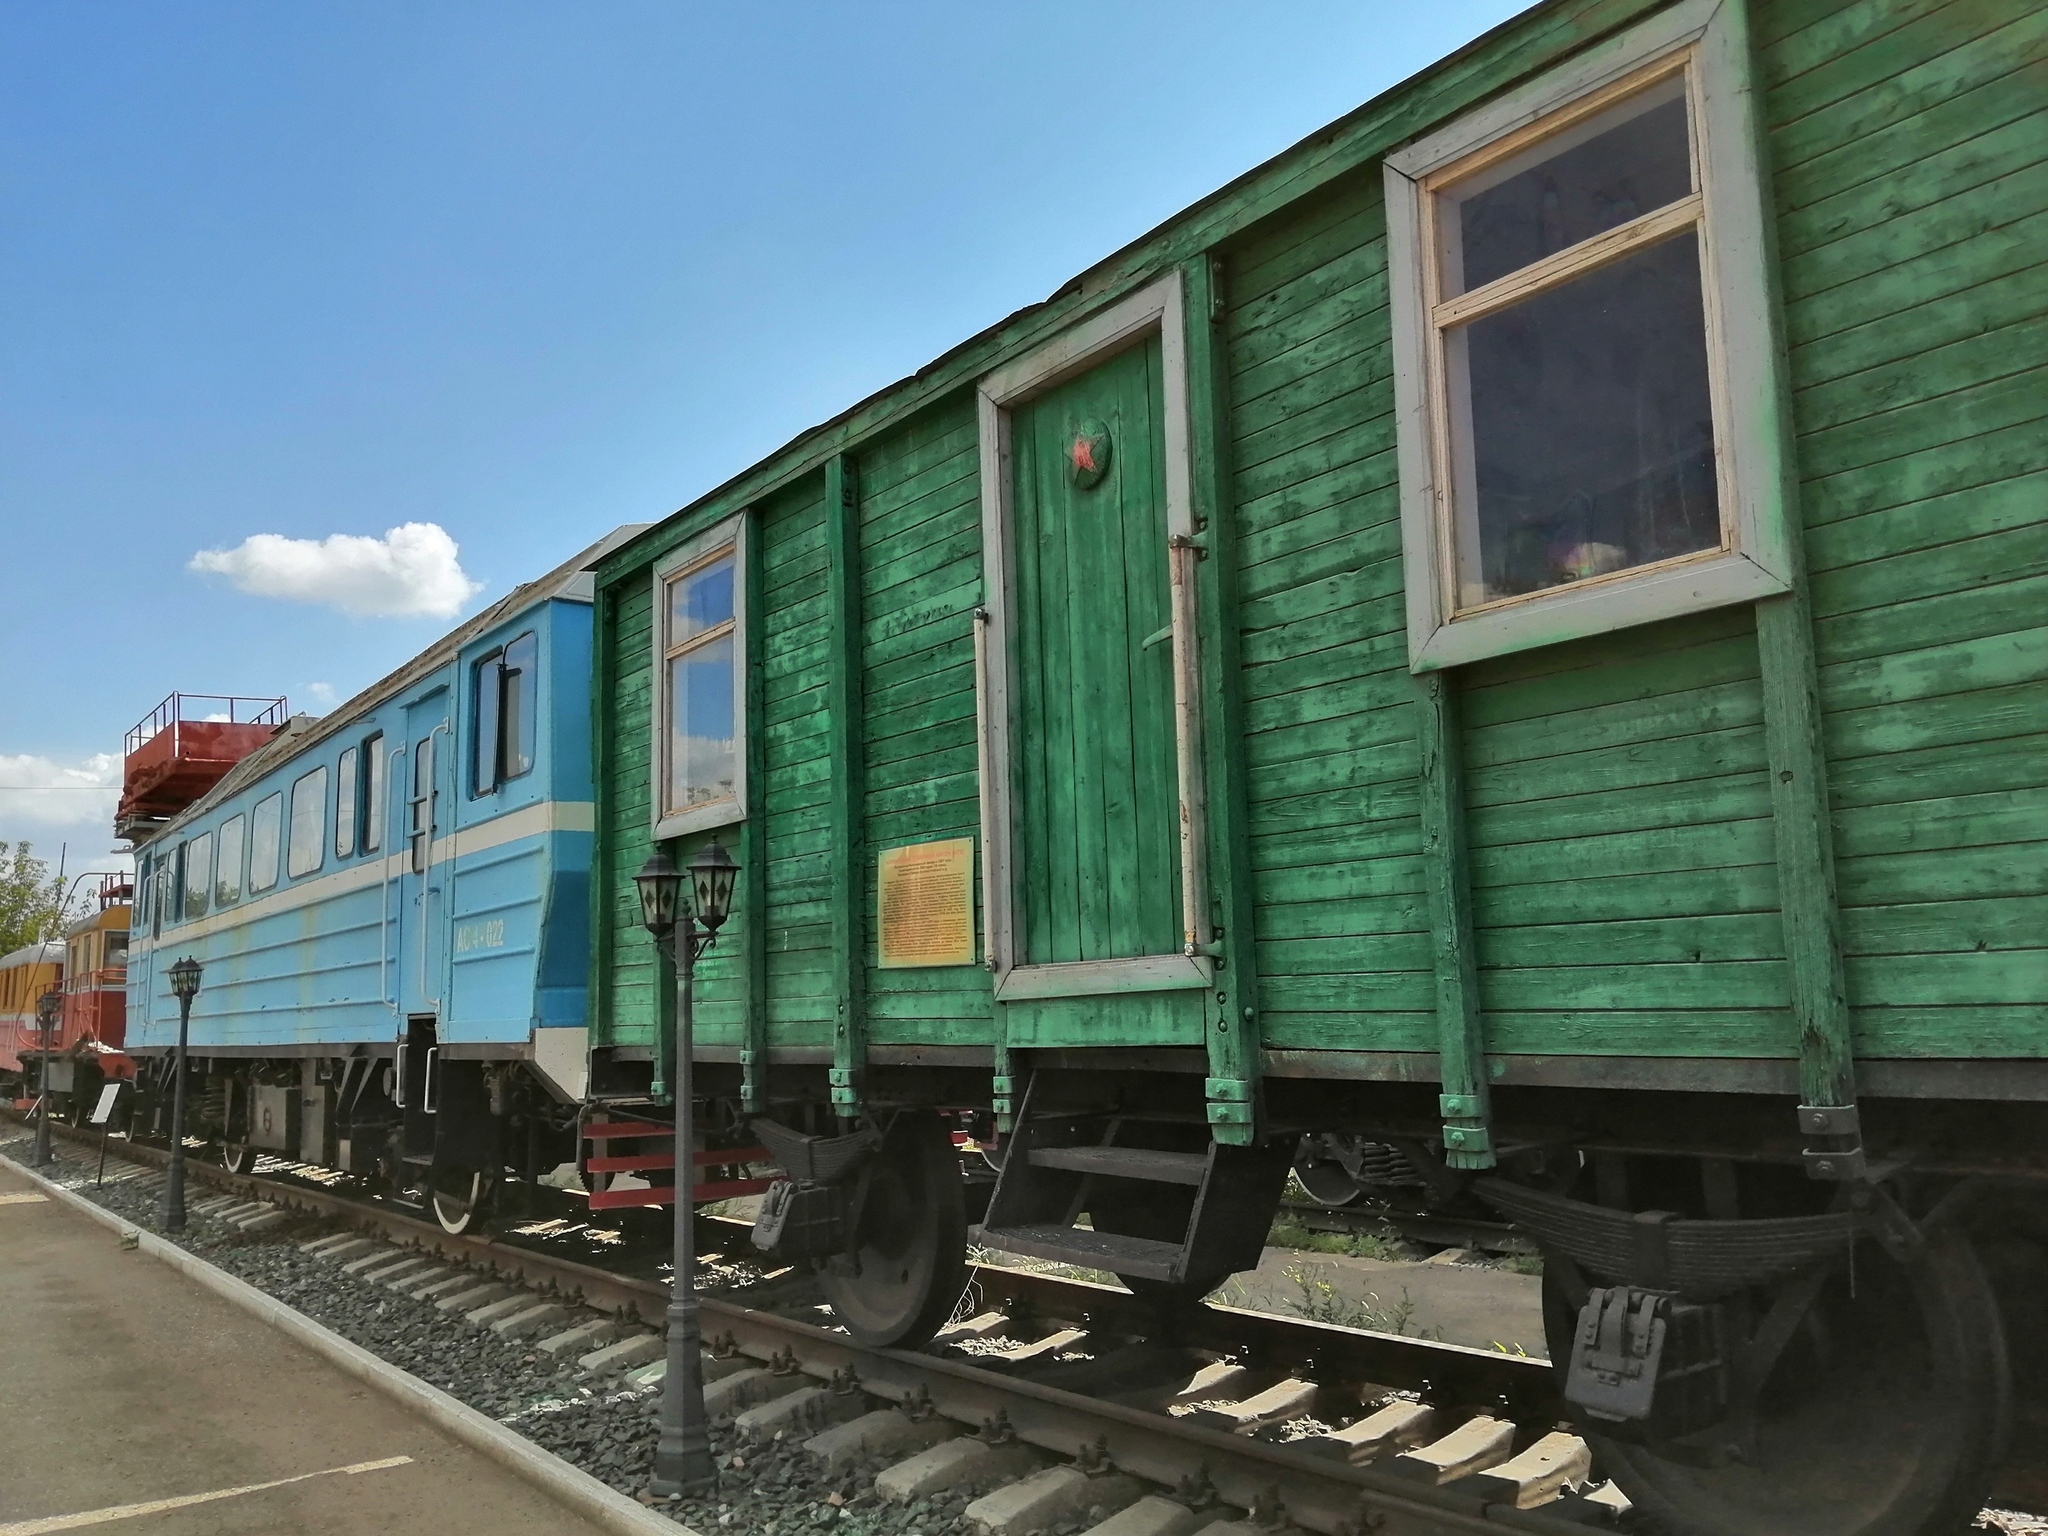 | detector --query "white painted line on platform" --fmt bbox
[0,1192,49,1205]
[0,1455,414,1533]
